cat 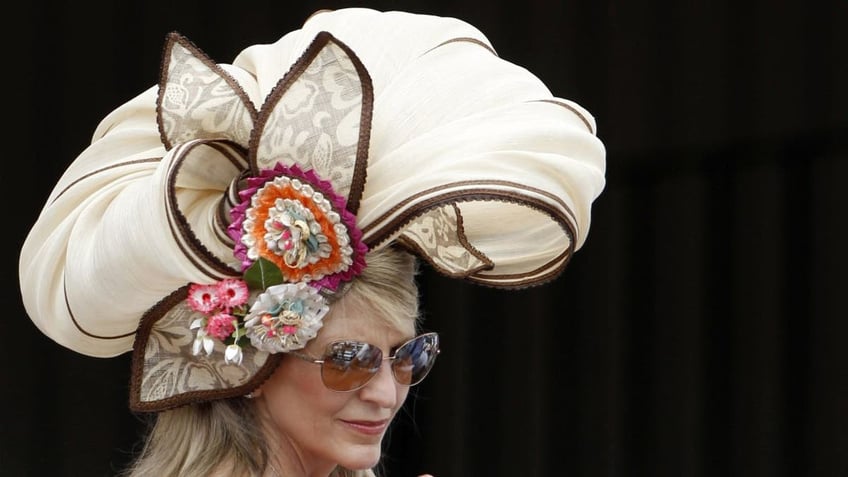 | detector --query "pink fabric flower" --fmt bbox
[187,284,219,314]
[216,279,249,310]
[206,313,237,341]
